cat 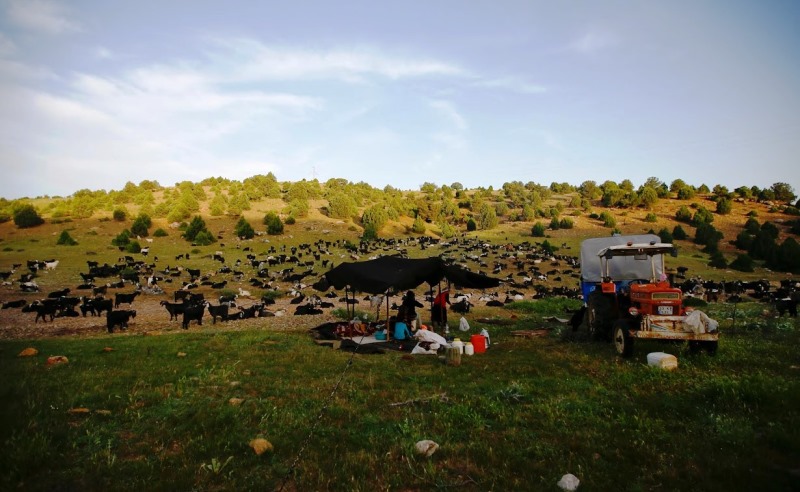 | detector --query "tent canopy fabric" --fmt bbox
[317,255,500,294]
